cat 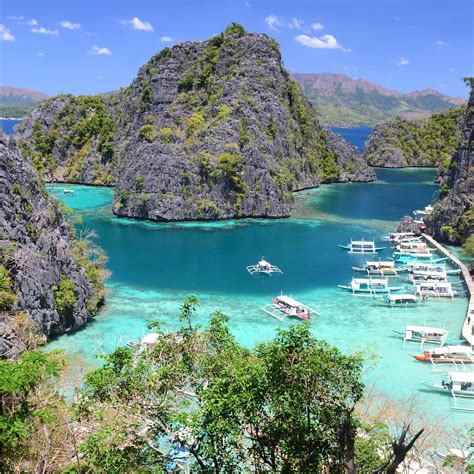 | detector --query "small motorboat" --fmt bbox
[338,278,403,296]
[262,294,319,321]
[338,239,385,254]
[412,345,474,364]
[247,258,283,276]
